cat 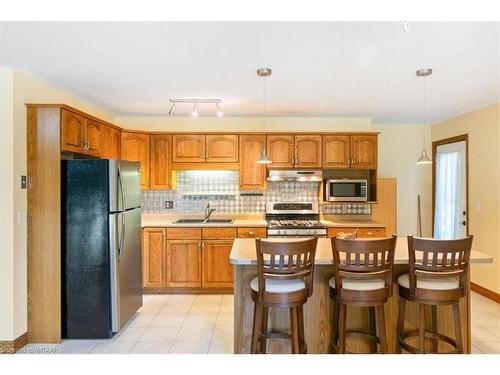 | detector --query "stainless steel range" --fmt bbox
[266,201,327,237]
